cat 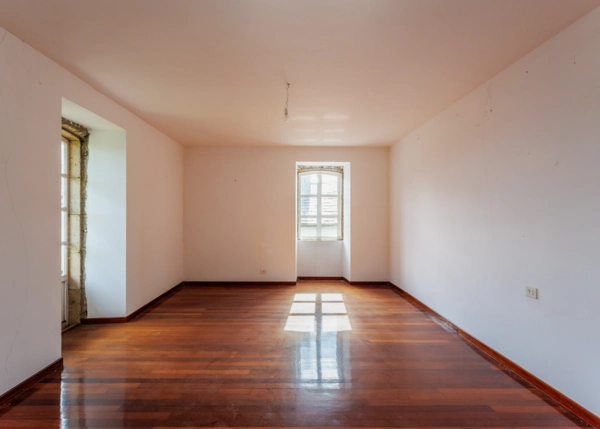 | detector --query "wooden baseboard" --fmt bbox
[458,329,599,428]
[81,317,127,324]
[388,282,599,428]
[183,281,296,286]
[81,281,185,325]
[297,276,345,281]
[388,283,459,332]
[344,278,389,286]
[126,282,185,321]
[61,323,80,334]
[0,358,63,408]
